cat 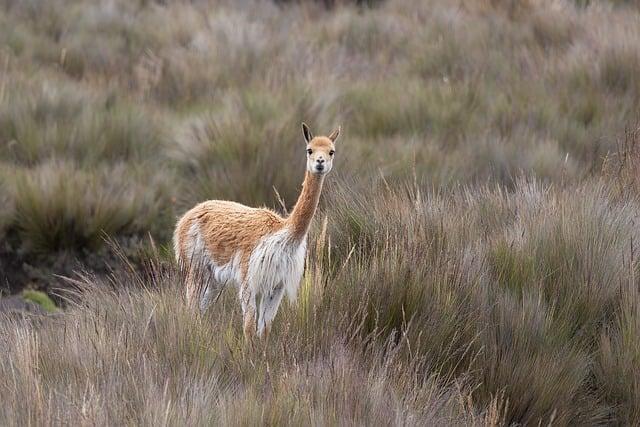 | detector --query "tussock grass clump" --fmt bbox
[319,180,640,424]
[0,81,164,167]
[603,126,640,196]
[343,80,483,141]
[599,44,640,97]
[9,161,166,253]
[491,183,636,339]
[596,282,640,425]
